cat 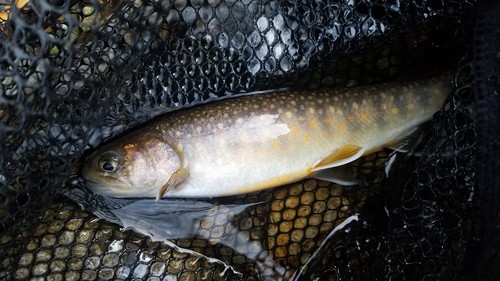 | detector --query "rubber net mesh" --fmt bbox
[1,0,499,280]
